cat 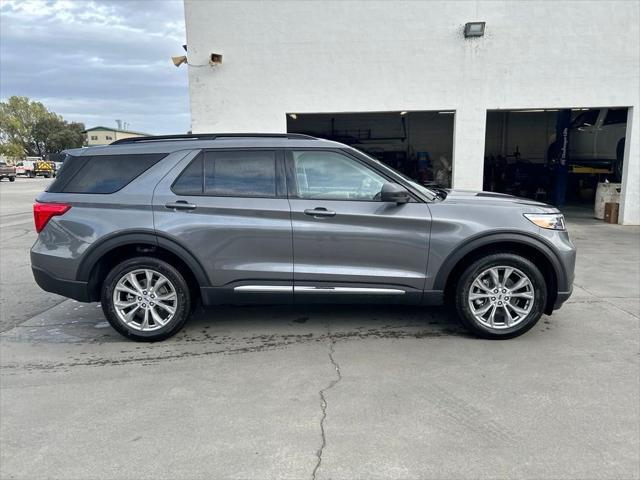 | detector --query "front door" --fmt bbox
[286,149,431,304]
[153,148,293,303]
[569,109,599,161]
